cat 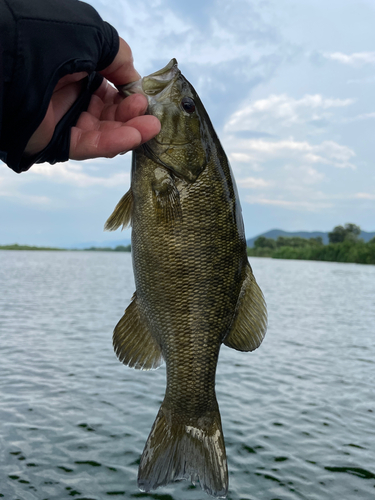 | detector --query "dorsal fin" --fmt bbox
[104,189,133,231]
